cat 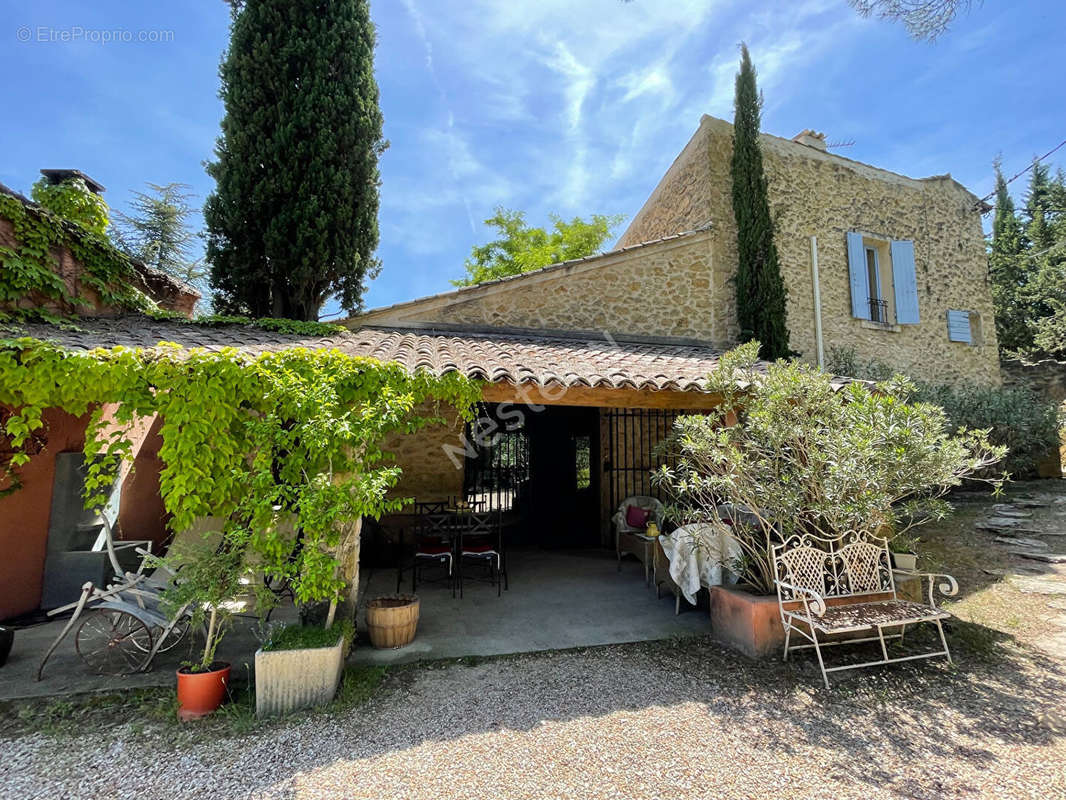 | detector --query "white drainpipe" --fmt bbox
[810,235,824,368]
